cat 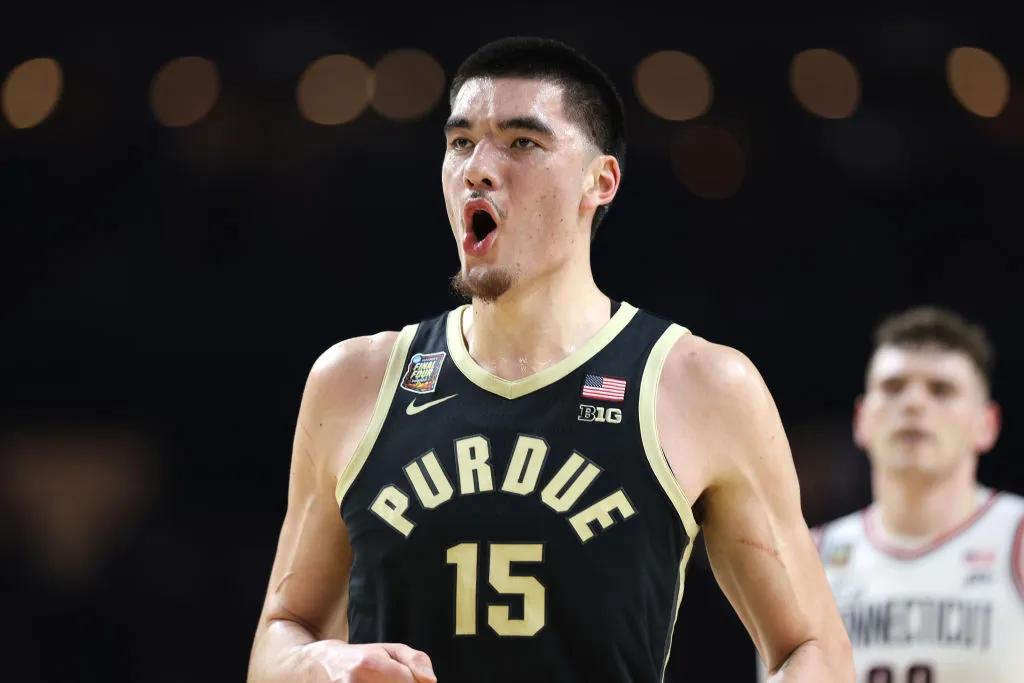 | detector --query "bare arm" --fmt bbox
[659,338,853,682]
[248,333,434,683]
